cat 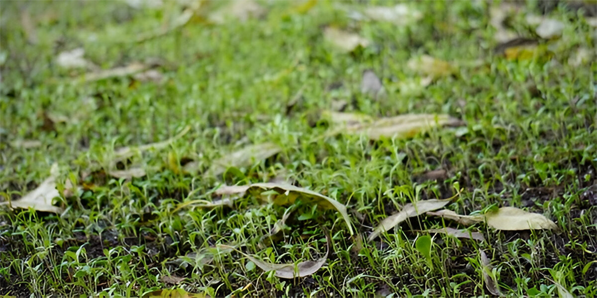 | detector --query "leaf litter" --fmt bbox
[0,163,63,214]
[204,142,282,176]
[479,249,502,296]
[426,207,557,230]
[422,227,485,241]
[323,27,370,53]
